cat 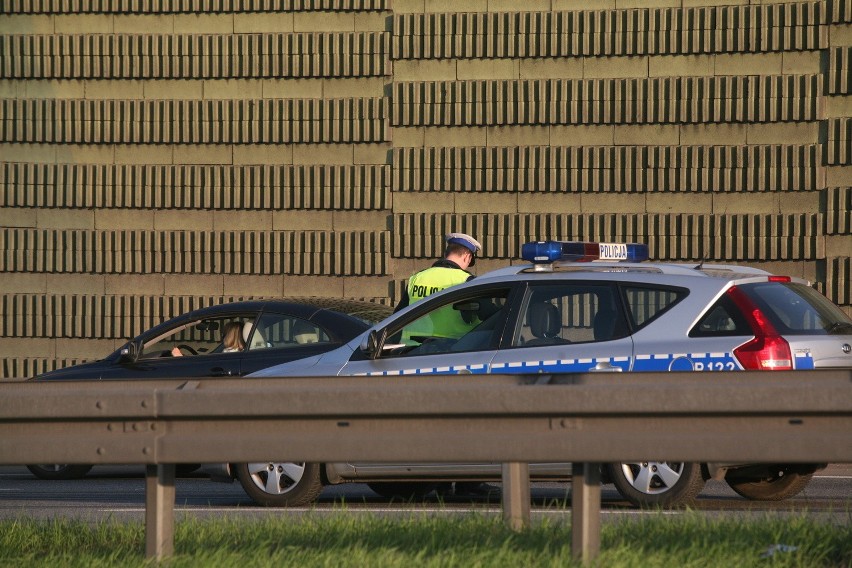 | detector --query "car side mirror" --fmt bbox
[118,340,140,364]
[360,328,387,360]
[453,300,480,312]
[453,300,483,324]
